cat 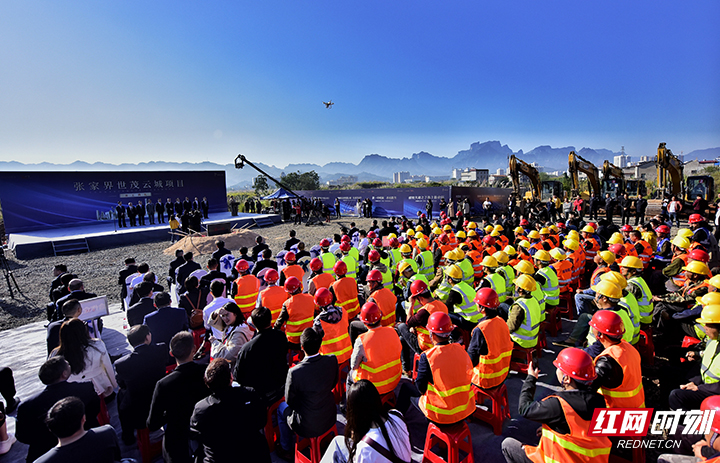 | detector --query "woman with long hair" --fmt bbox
[208,302,253,366]
[321,380,411,463]
[50,318,117,397]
